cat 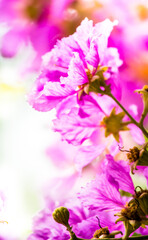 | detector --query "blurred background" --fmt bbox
[0,47,59,238]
